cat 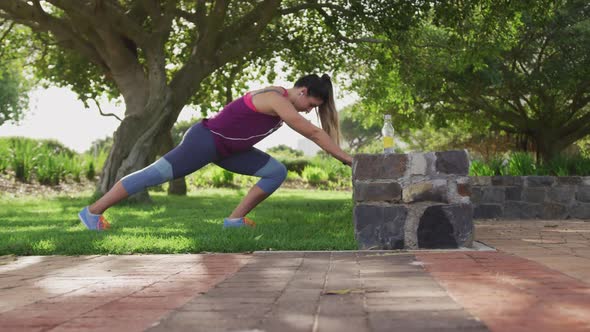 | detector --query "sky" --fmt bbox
[0,81,357,154]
